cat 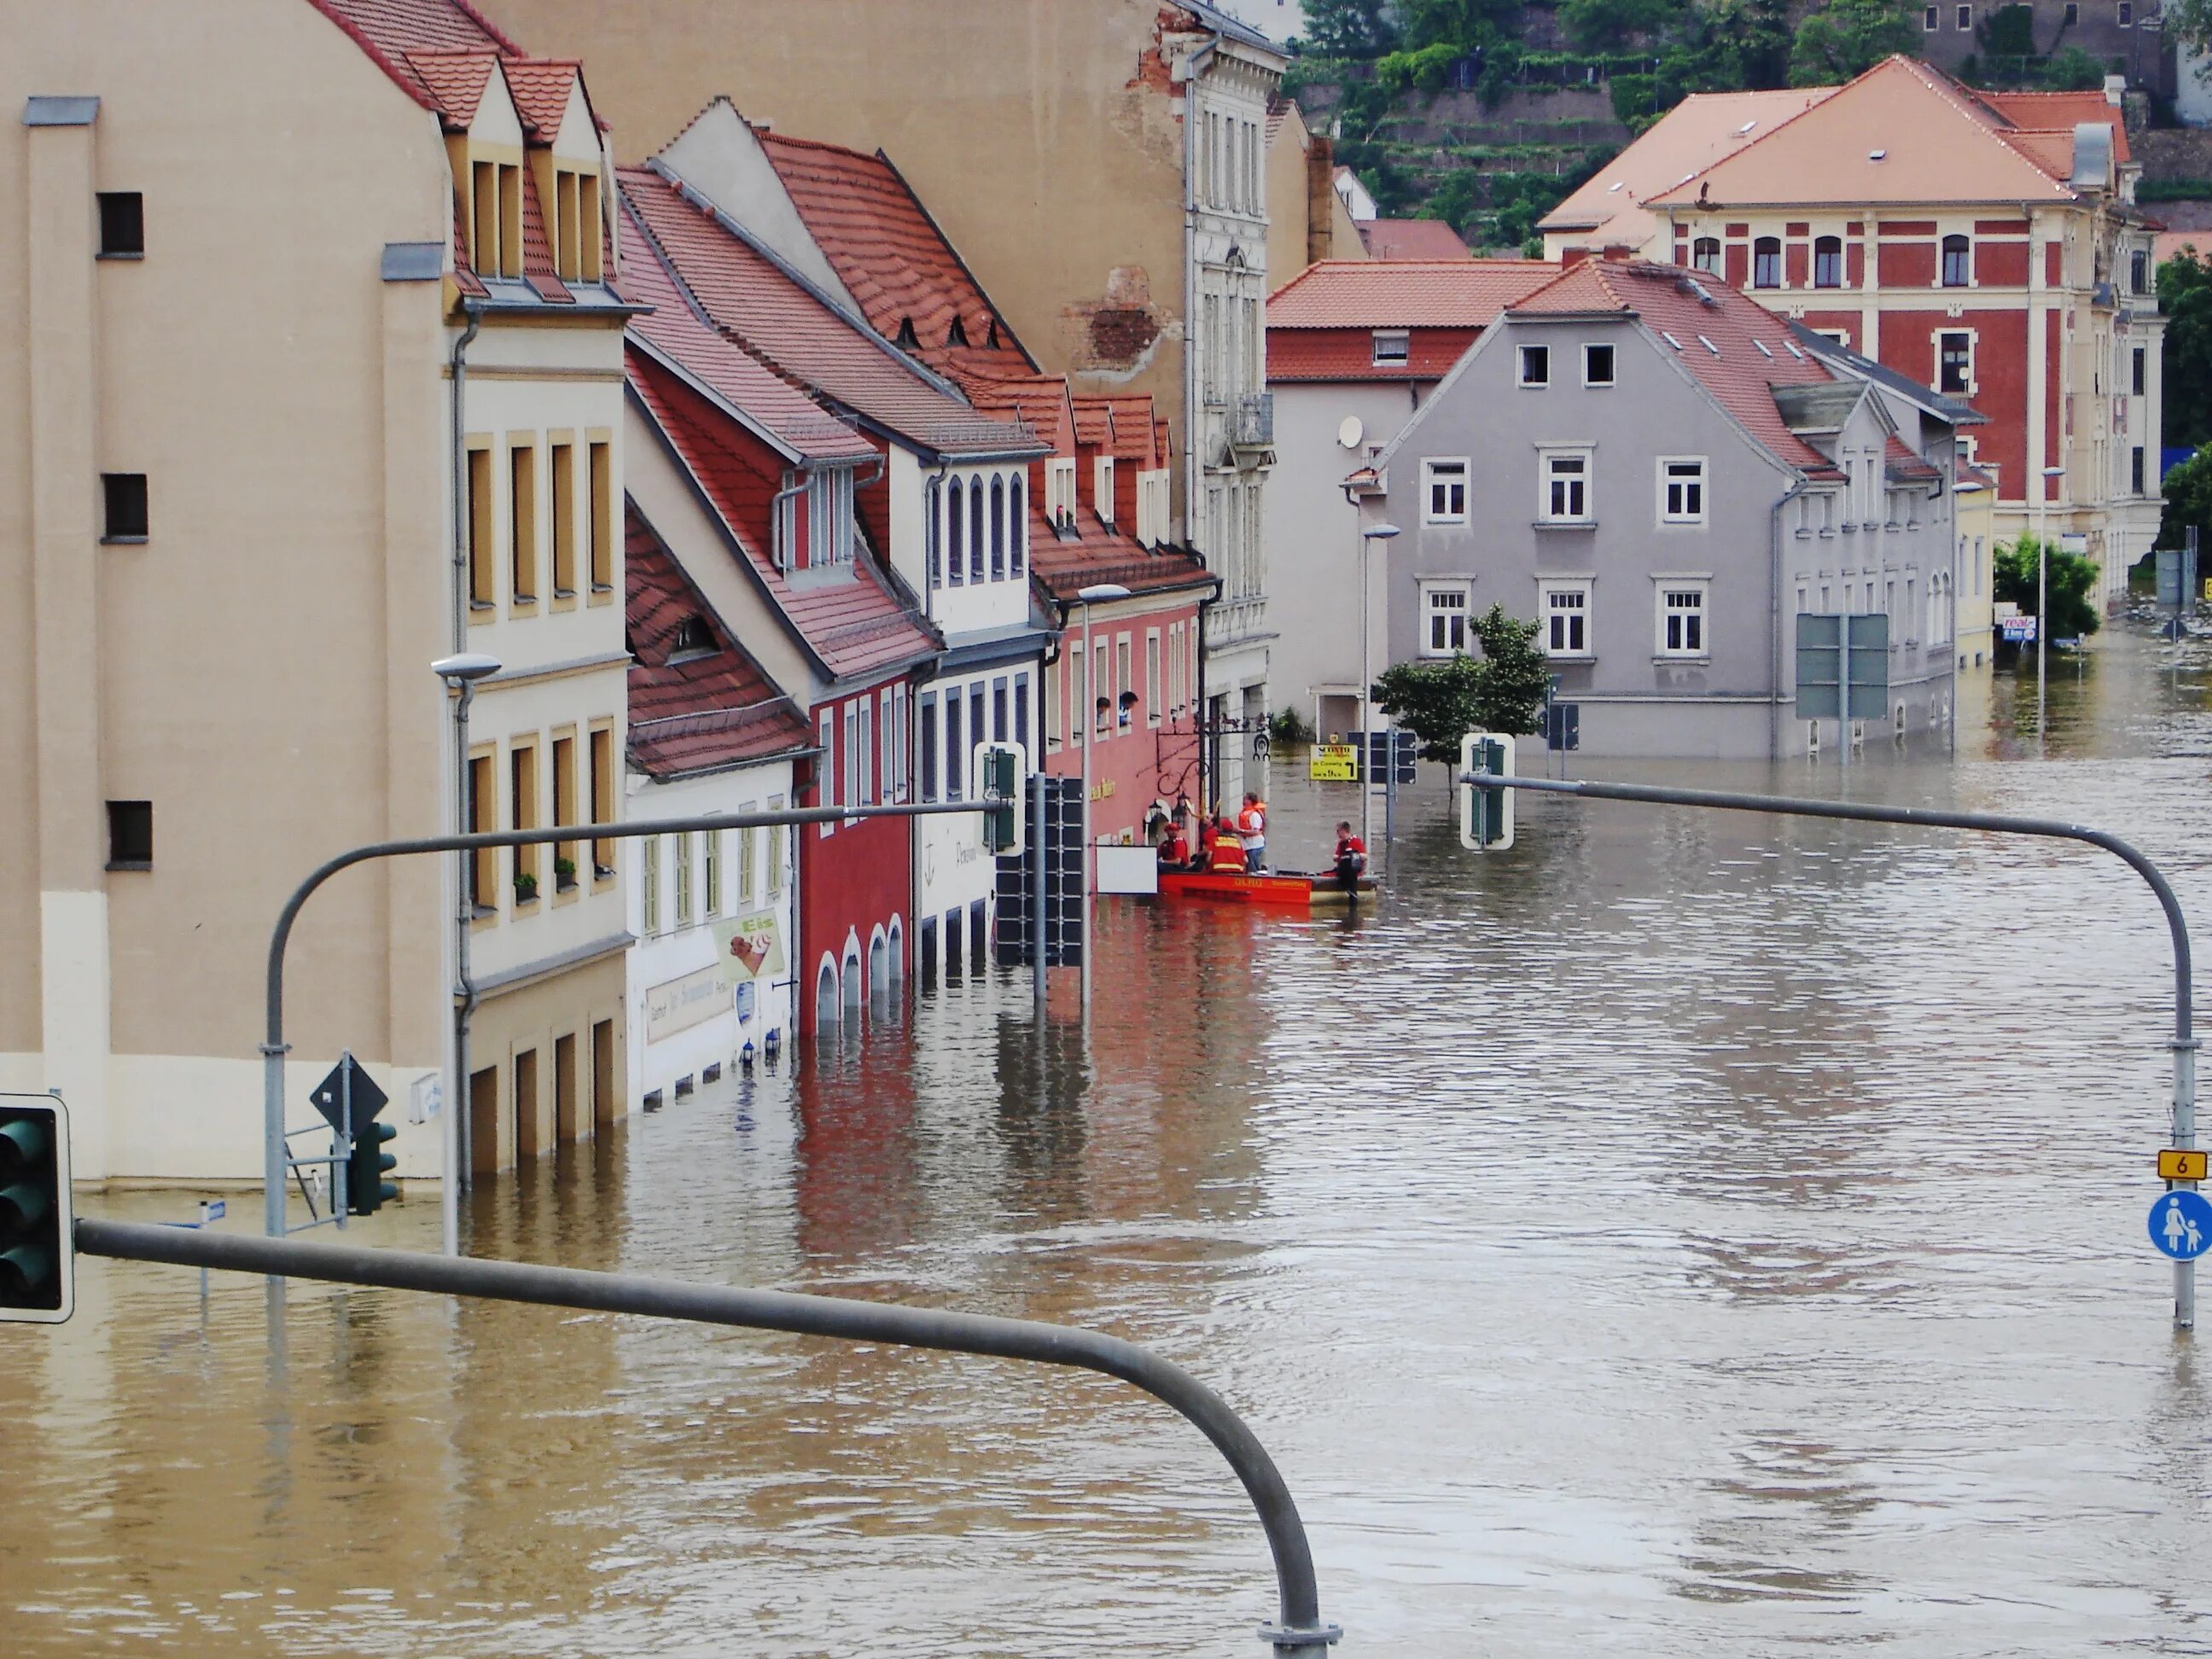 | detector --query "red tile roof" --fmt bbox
[1977,89,2132,163]
[620,166,1036,460]
[626,504,812,777]
[501,58,584,140]
[401,51,497,125]
[306,0,520,118]
[1508,259,1841,476]
[1358,218,1474,260]
[621,206,879,463]
[1268,259,1557,329]
[750,129,1031,371]
[629,351,939,683]
[1096,396,1165,469]
[1029,509,1213,604]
